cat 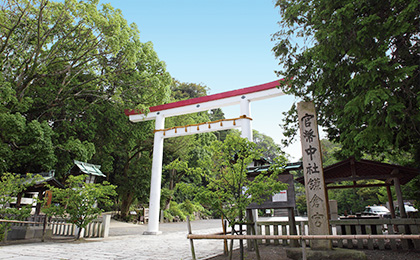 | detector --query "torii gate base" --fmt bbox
[125,80,285,234]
